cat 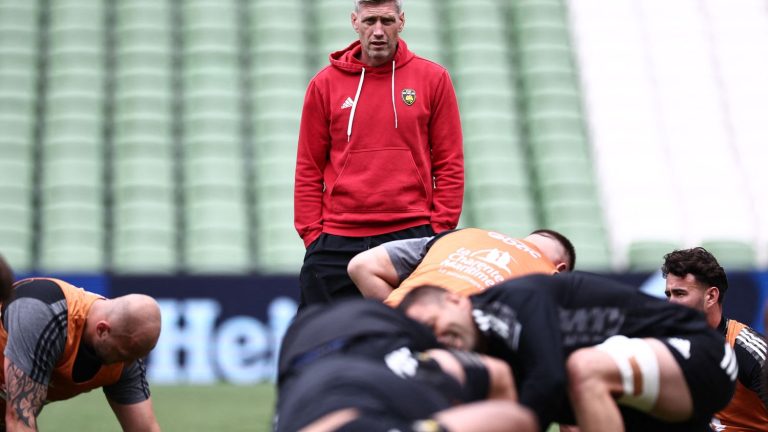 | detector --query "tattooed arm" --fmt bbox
[4,358,46,432]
